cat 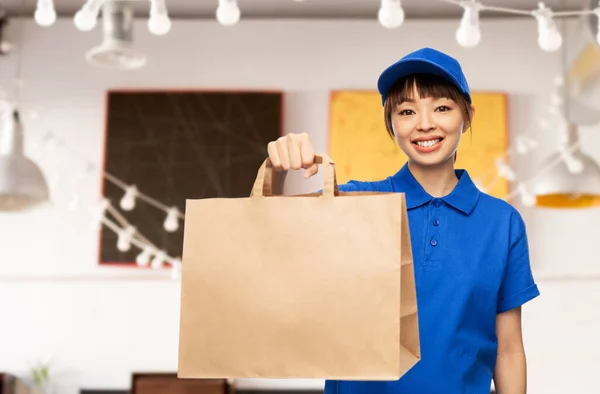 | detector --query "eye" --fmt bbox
[436,106,451,112]
[399,109,414,116]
